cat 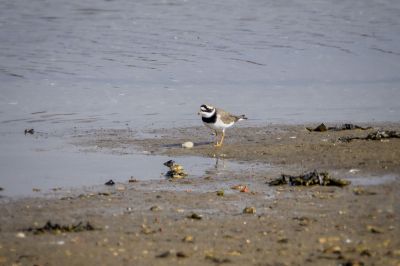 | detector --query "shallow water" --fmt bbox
[0,130,269,197]
[1,0,400,129]
[1,0,400,196]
